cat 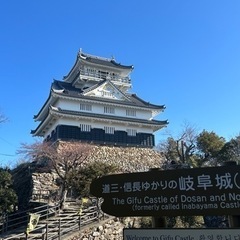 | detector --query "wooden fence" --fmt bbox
[0,199,104,240]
